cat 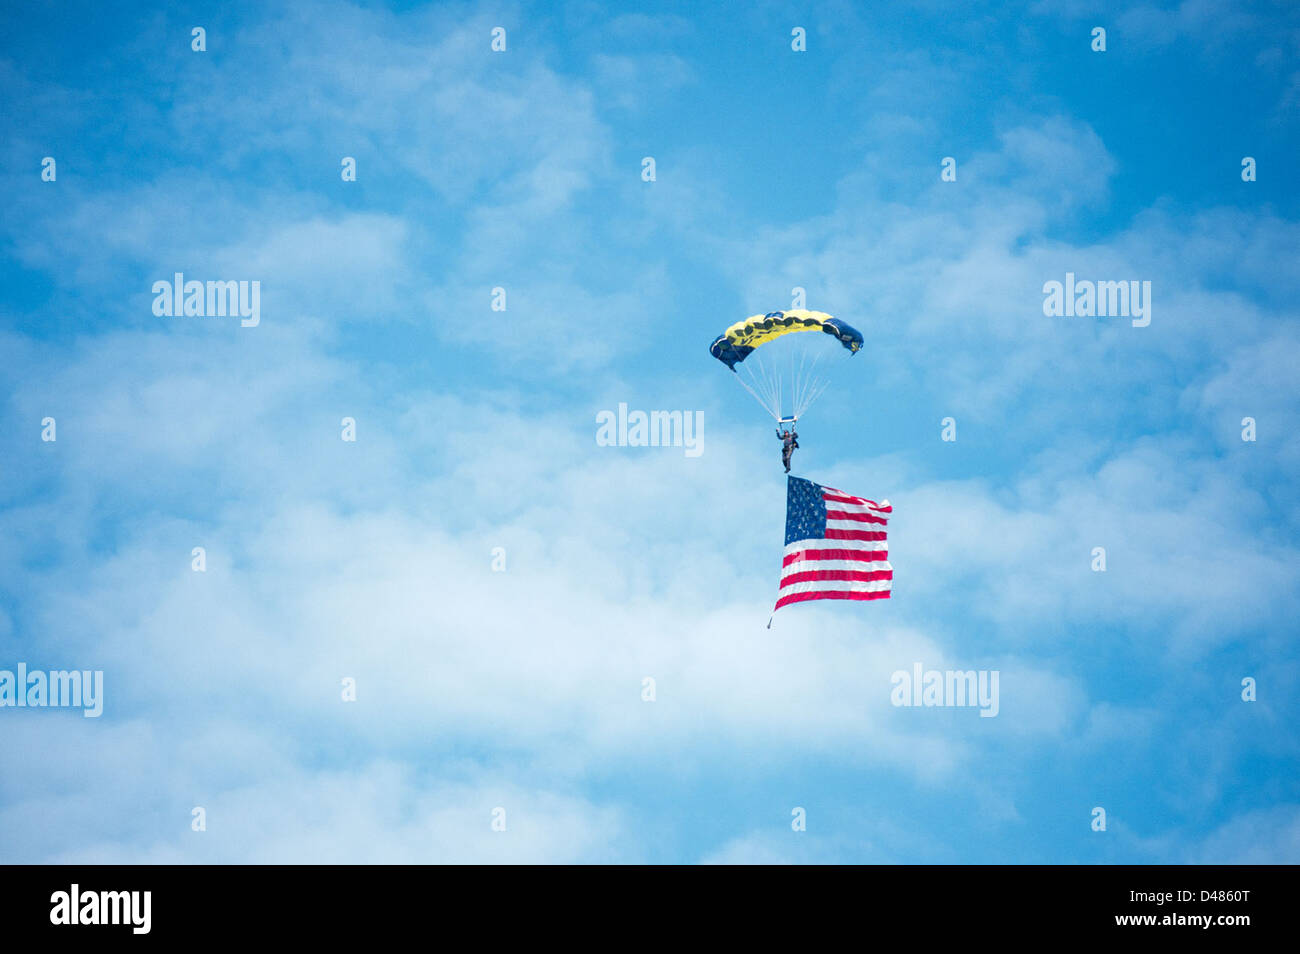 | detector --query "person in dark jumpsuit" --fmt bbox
[777,427,799,473]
